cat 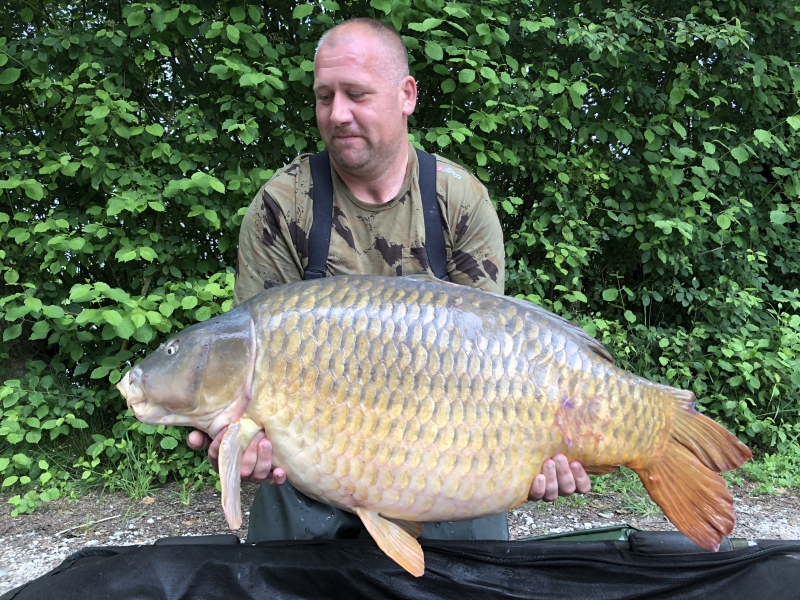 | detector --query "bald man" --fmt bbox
[188,17,591,544]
